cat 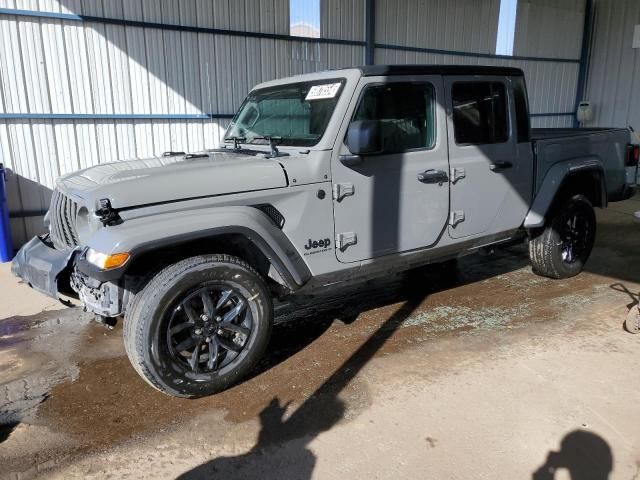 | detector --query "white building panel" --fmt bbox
[586,0,640,129]
[65,21,94,114]
[19,19,50,114]
[53,122,79,175]
[515,0,586,59]
[31,121,60,188]
[376,0,500,54]
[42,19,73,113]
[0,18,29,112]
[322,0,365,41]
